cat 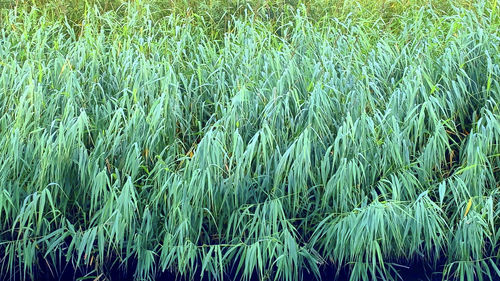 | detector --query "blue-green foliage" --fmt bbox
[0,1,499,280]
